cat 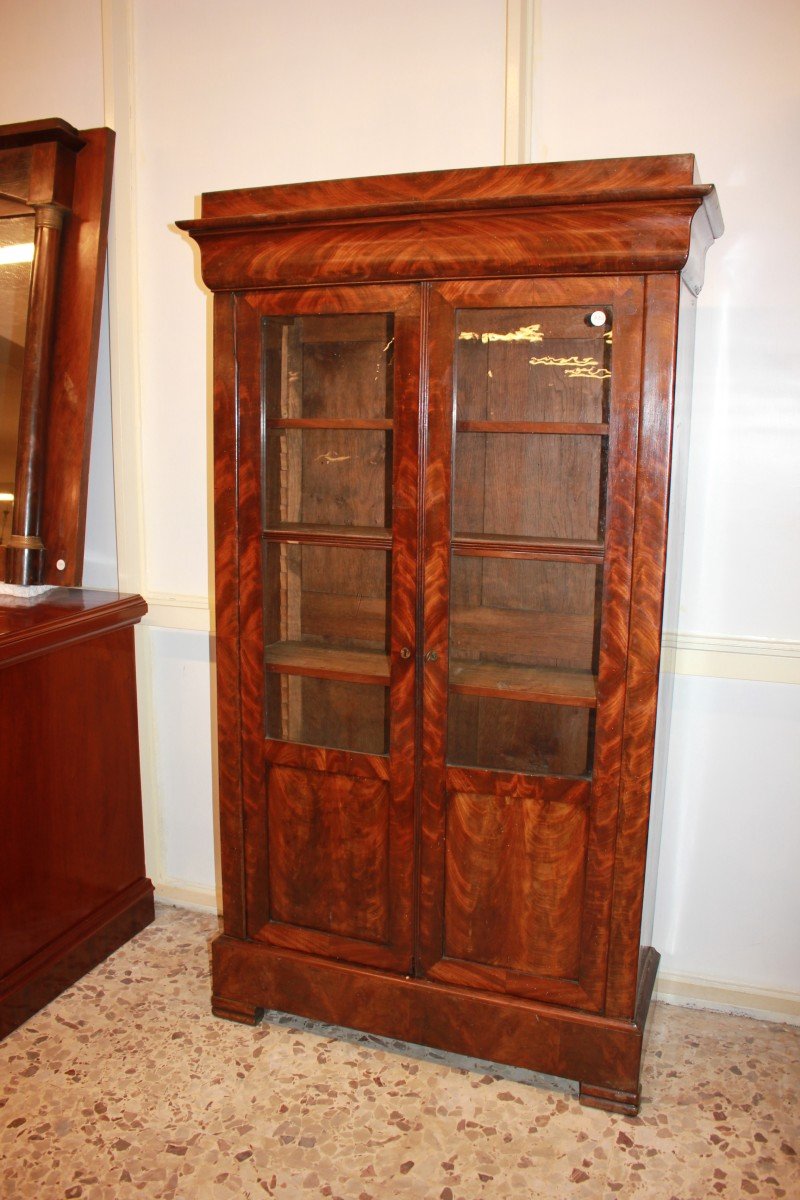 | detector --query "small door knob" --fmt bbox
[399,647,411,660]
[425,649,438,662]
